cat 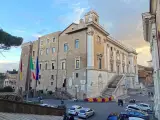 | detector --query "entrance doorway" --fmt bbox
[117,65,120,74]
